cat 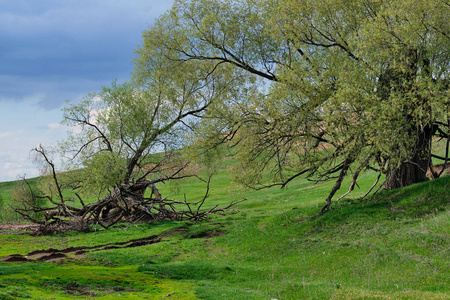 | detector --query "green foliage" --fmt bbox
[48,36,241,199]
[9,181,47,222]
[81,151,126,196]
[0,180,41,223]
[140,0,450,206]
[0,201,21,223]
